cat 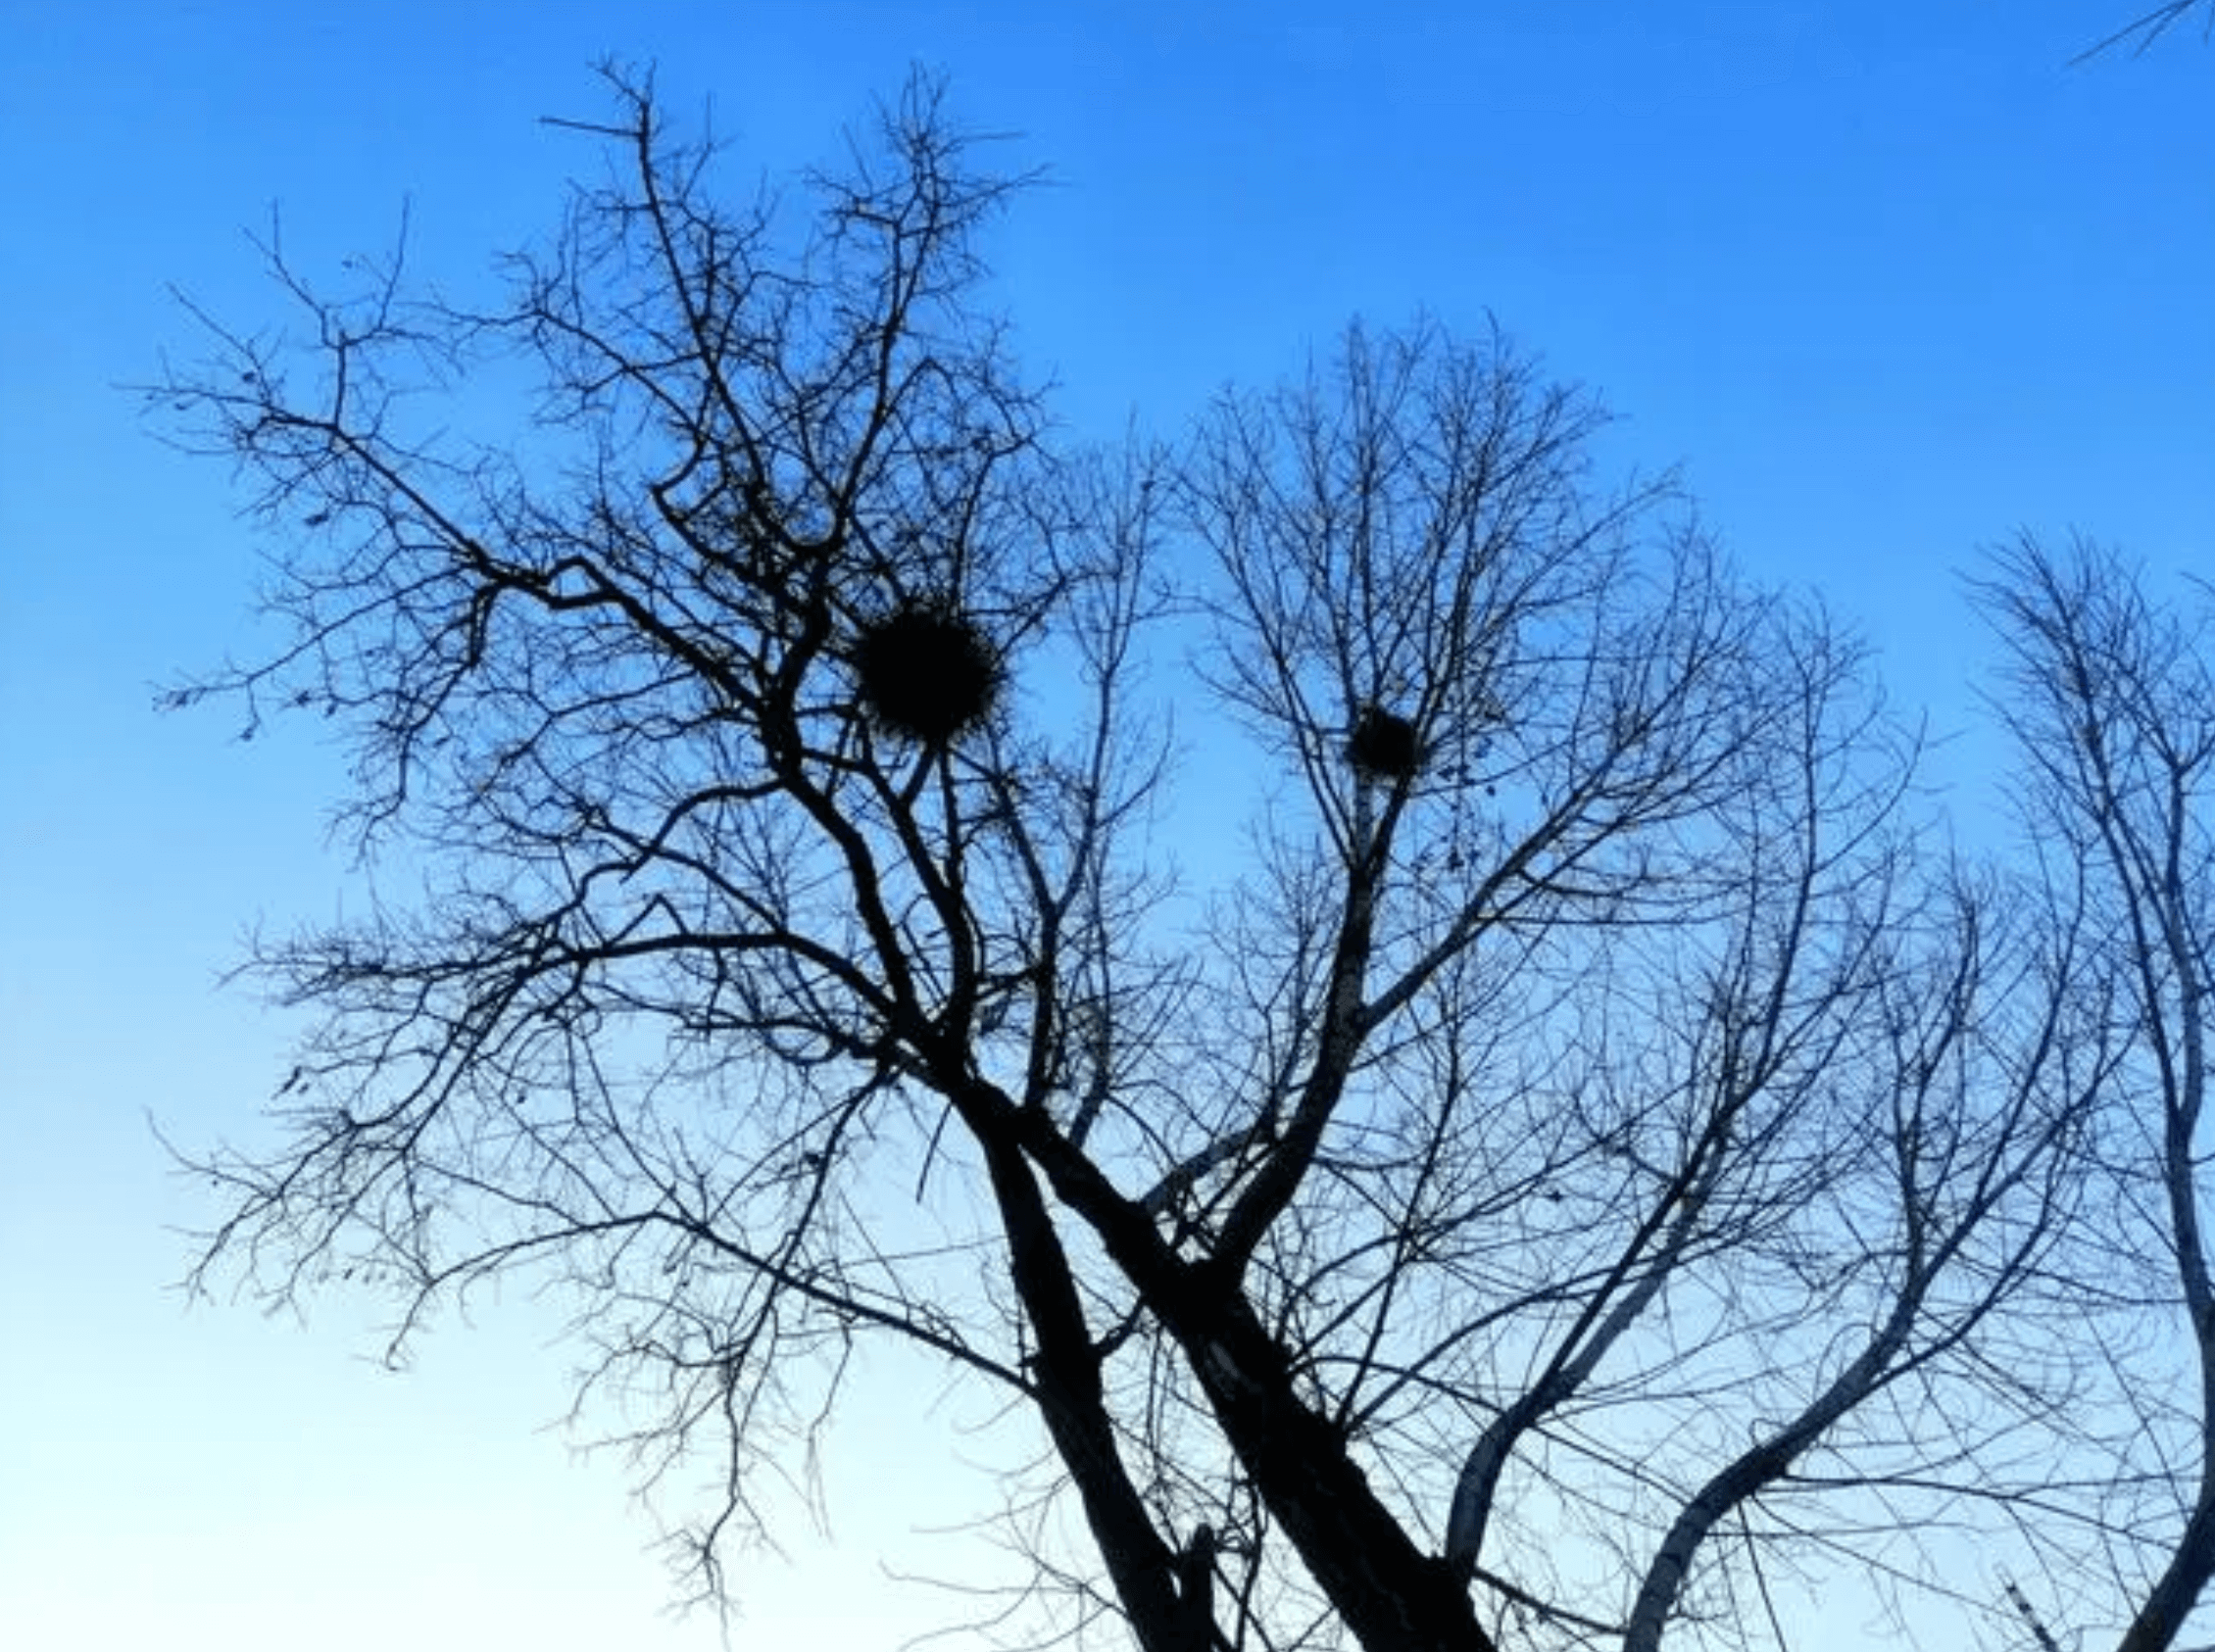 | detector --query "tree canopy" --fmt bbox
[2082,1,2215,58]
[155,71,2215,1652]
